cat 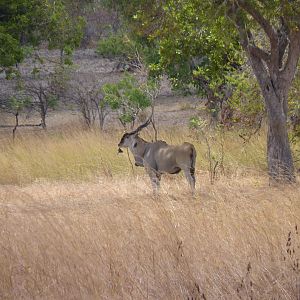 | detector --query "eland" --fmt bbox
[118,117,197,194]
